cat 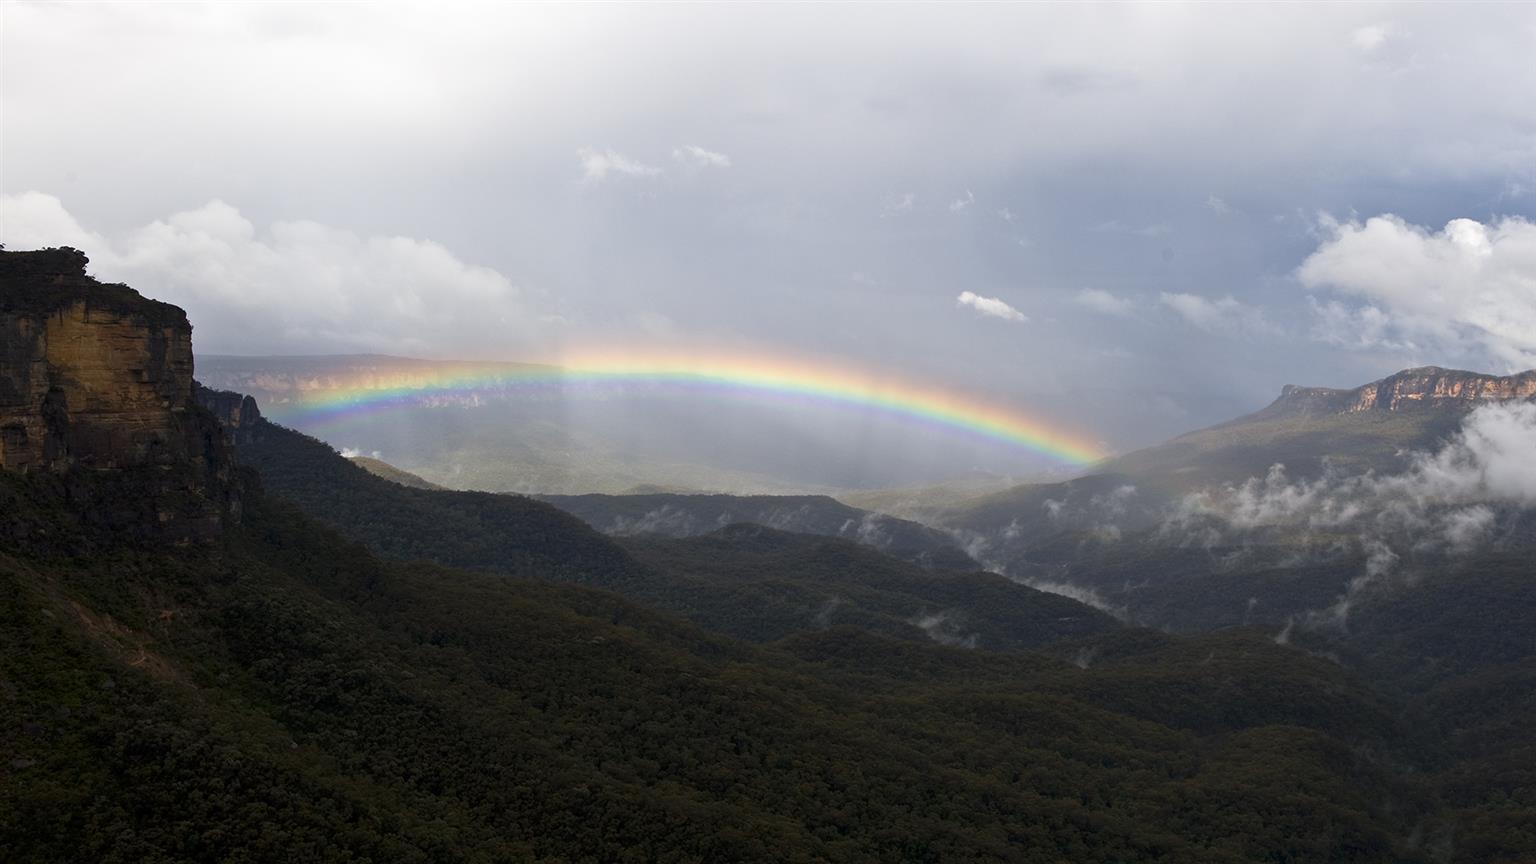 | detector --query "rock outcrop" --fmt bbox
[1263,366,1536,419]
[0,247,239,541]
[193,382,265,446]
